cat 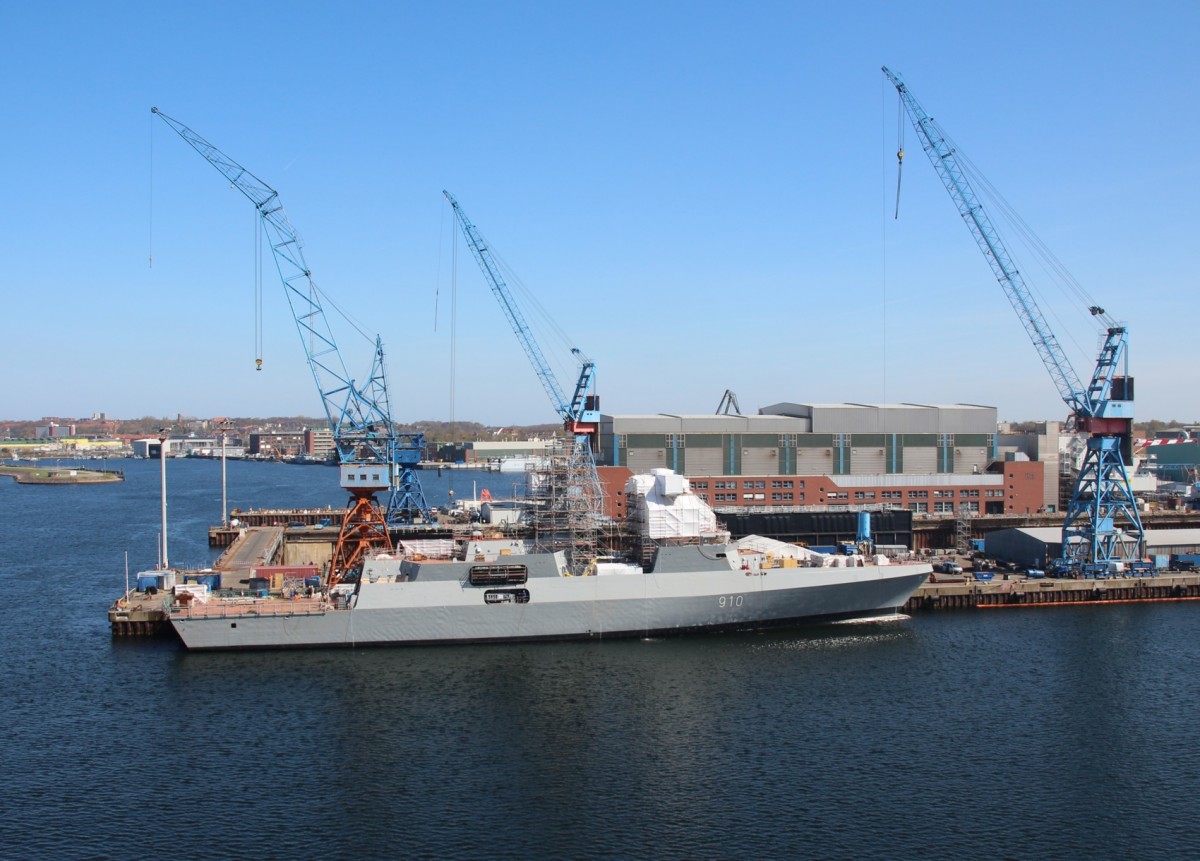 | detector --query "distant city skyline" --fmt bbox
[2,3,1197,425]
[3,410,1197,432]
